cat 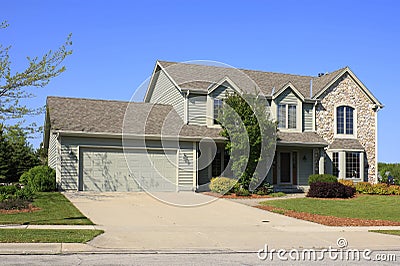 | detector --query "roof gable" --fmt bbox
[313,67,383,107]
[273,82,305,101]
